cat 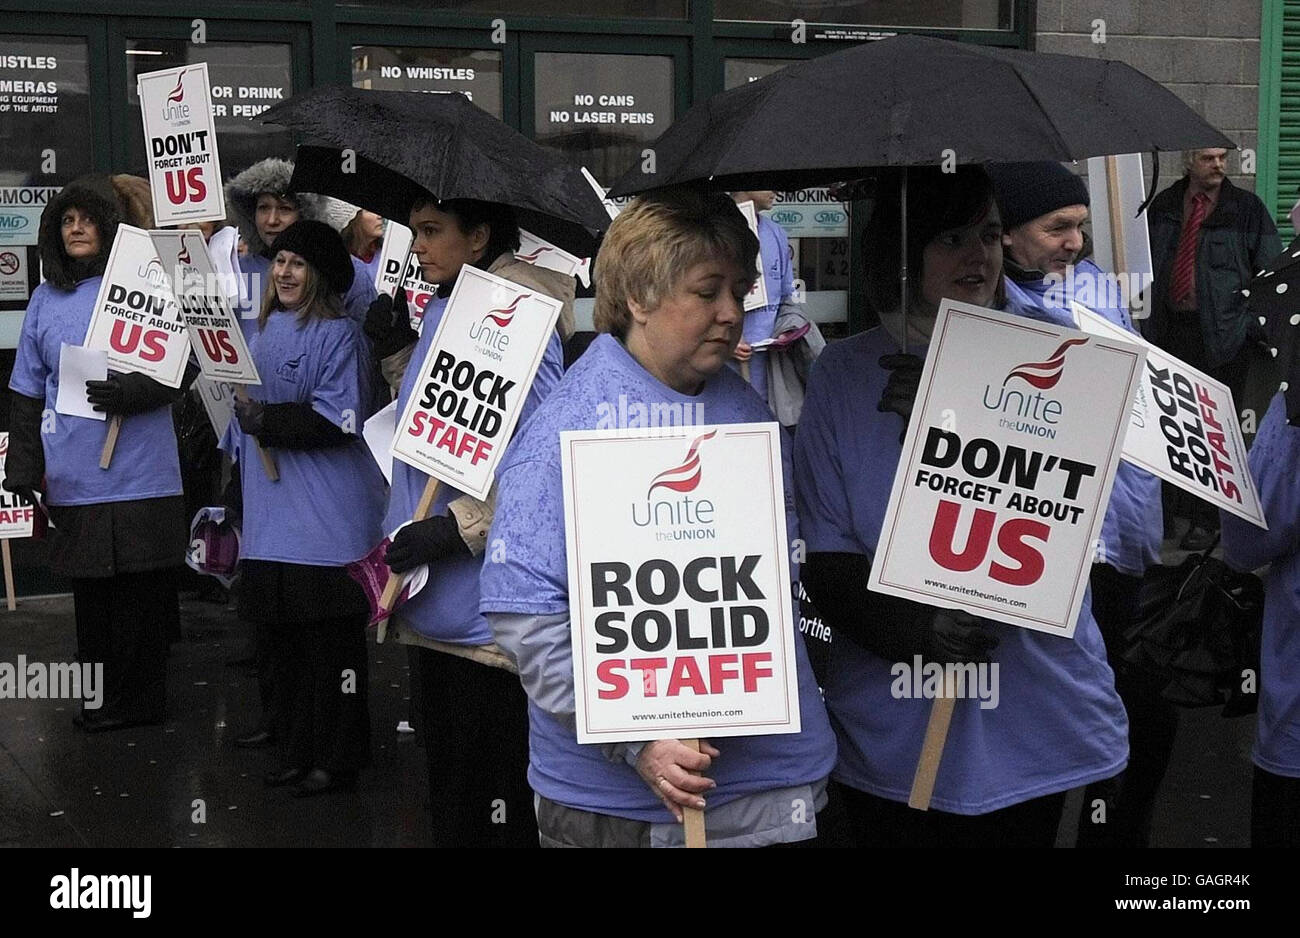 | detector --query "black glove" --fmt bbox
[234,397,265,437]
[1,478,40,508]
[878,353,924,443]
[928,609,1000,665]
[385,514,471,574]
[364,290,419,361]
[258,403,351,449]
[86,371,181,416]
